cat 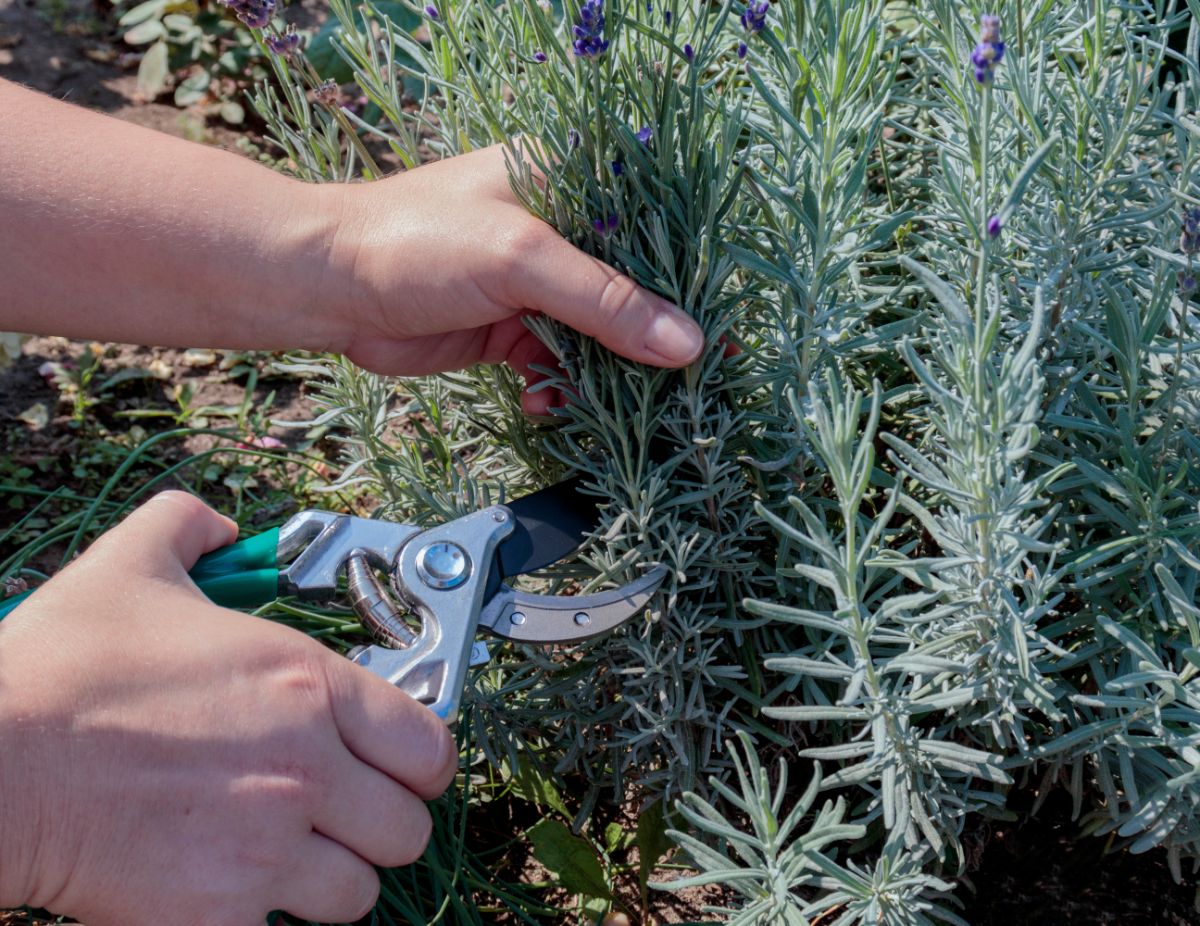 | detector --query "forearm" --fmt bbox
[0,78,348,353]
